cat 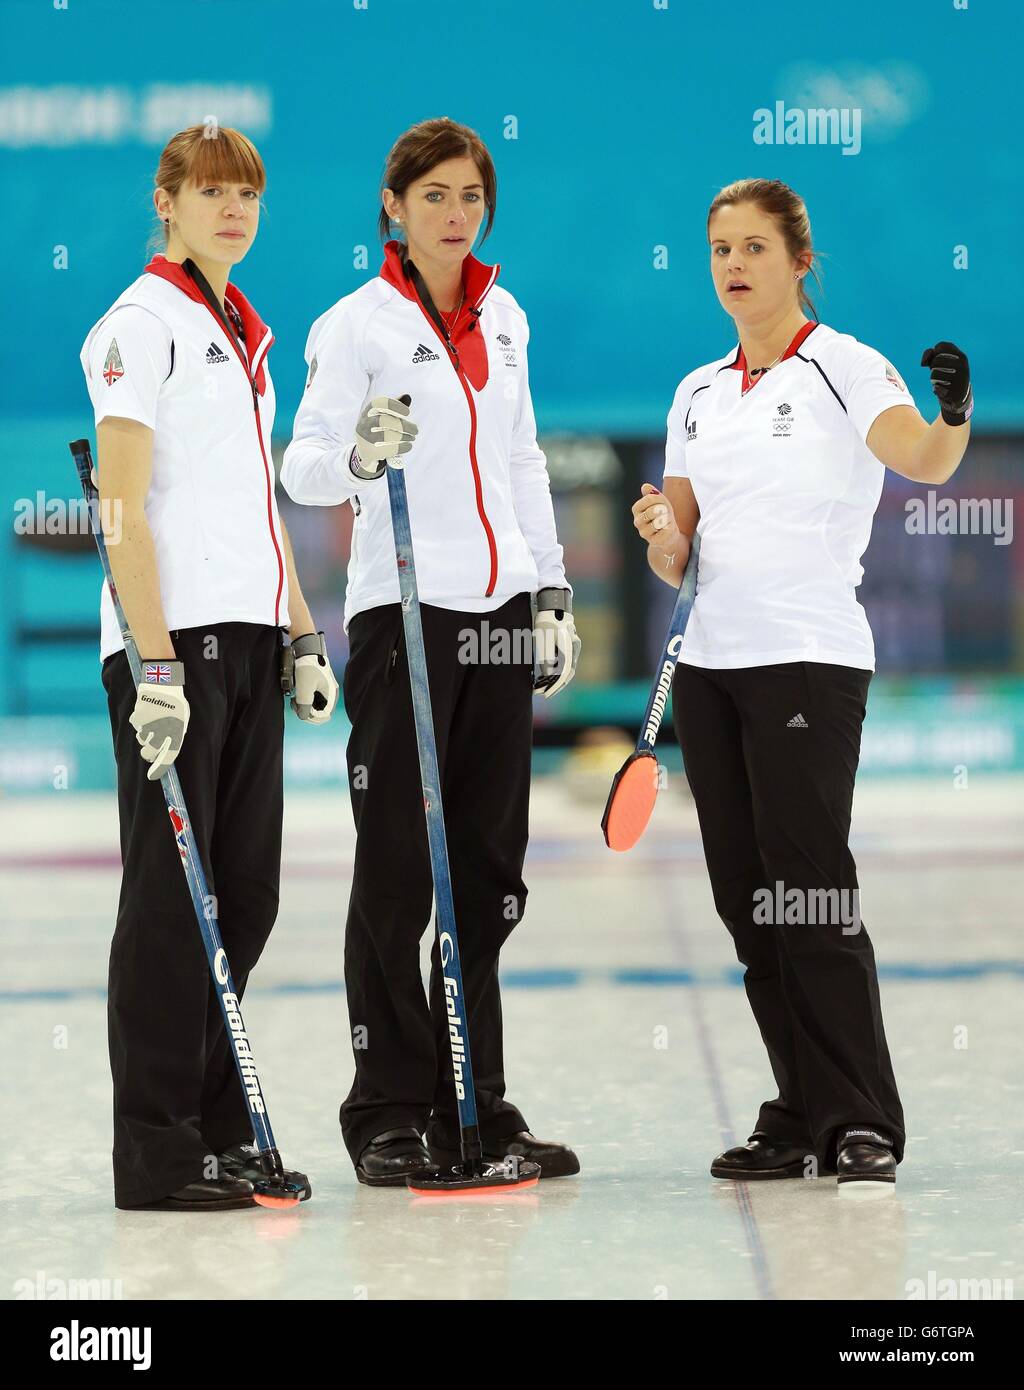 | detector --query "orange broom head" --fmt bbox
[408,1174,540,1198]
[602,751,660,852]
[407,1159,542,1197]
[253,1192,302,1209]
[252,1170,308,1208]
